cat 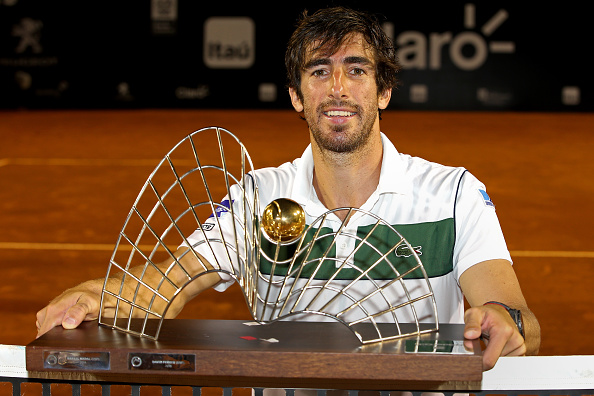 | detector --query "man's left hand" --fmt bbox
[463,304,526,371]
